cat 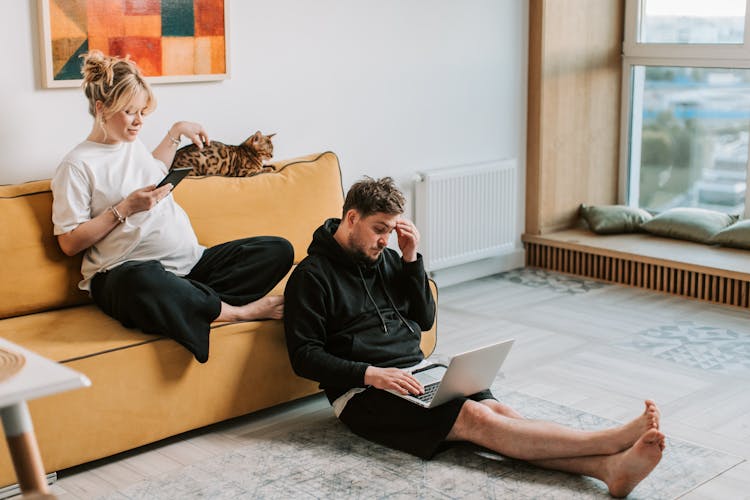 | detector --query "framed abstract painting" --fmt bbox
[38,0,229,88]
